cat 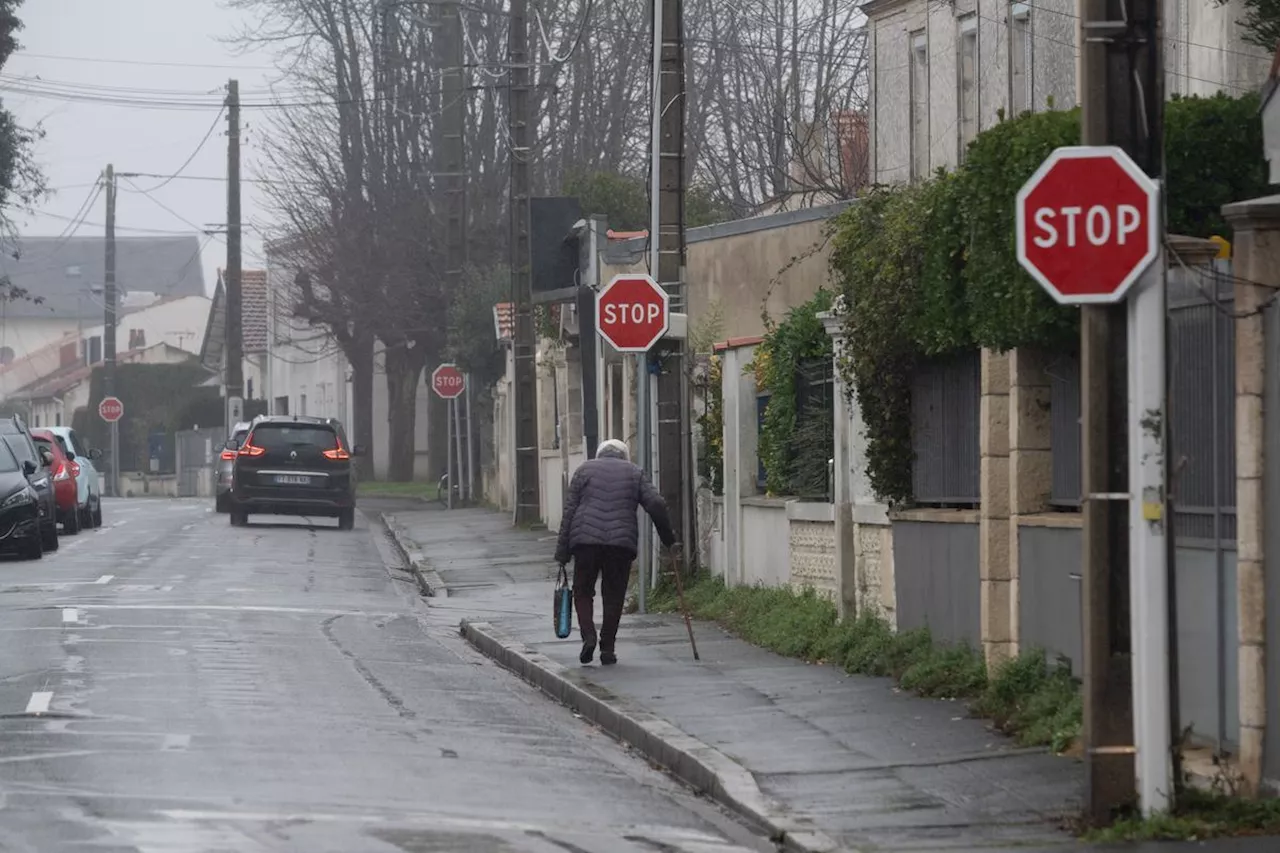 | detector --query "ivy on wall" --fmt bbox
[696,354,724,496]
[830,92,1272,506]
[749,288,834,495]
